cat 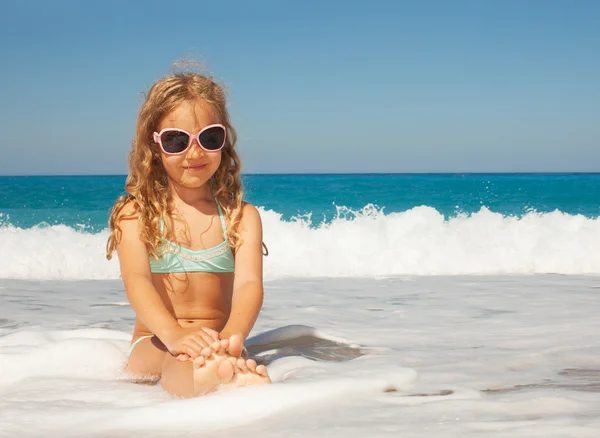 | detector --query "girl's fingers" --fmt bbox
[187,335,209,351]
[201,327,220,340]
[194,330,217,346]
[183,345,198,358]
[171,329,224,358]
